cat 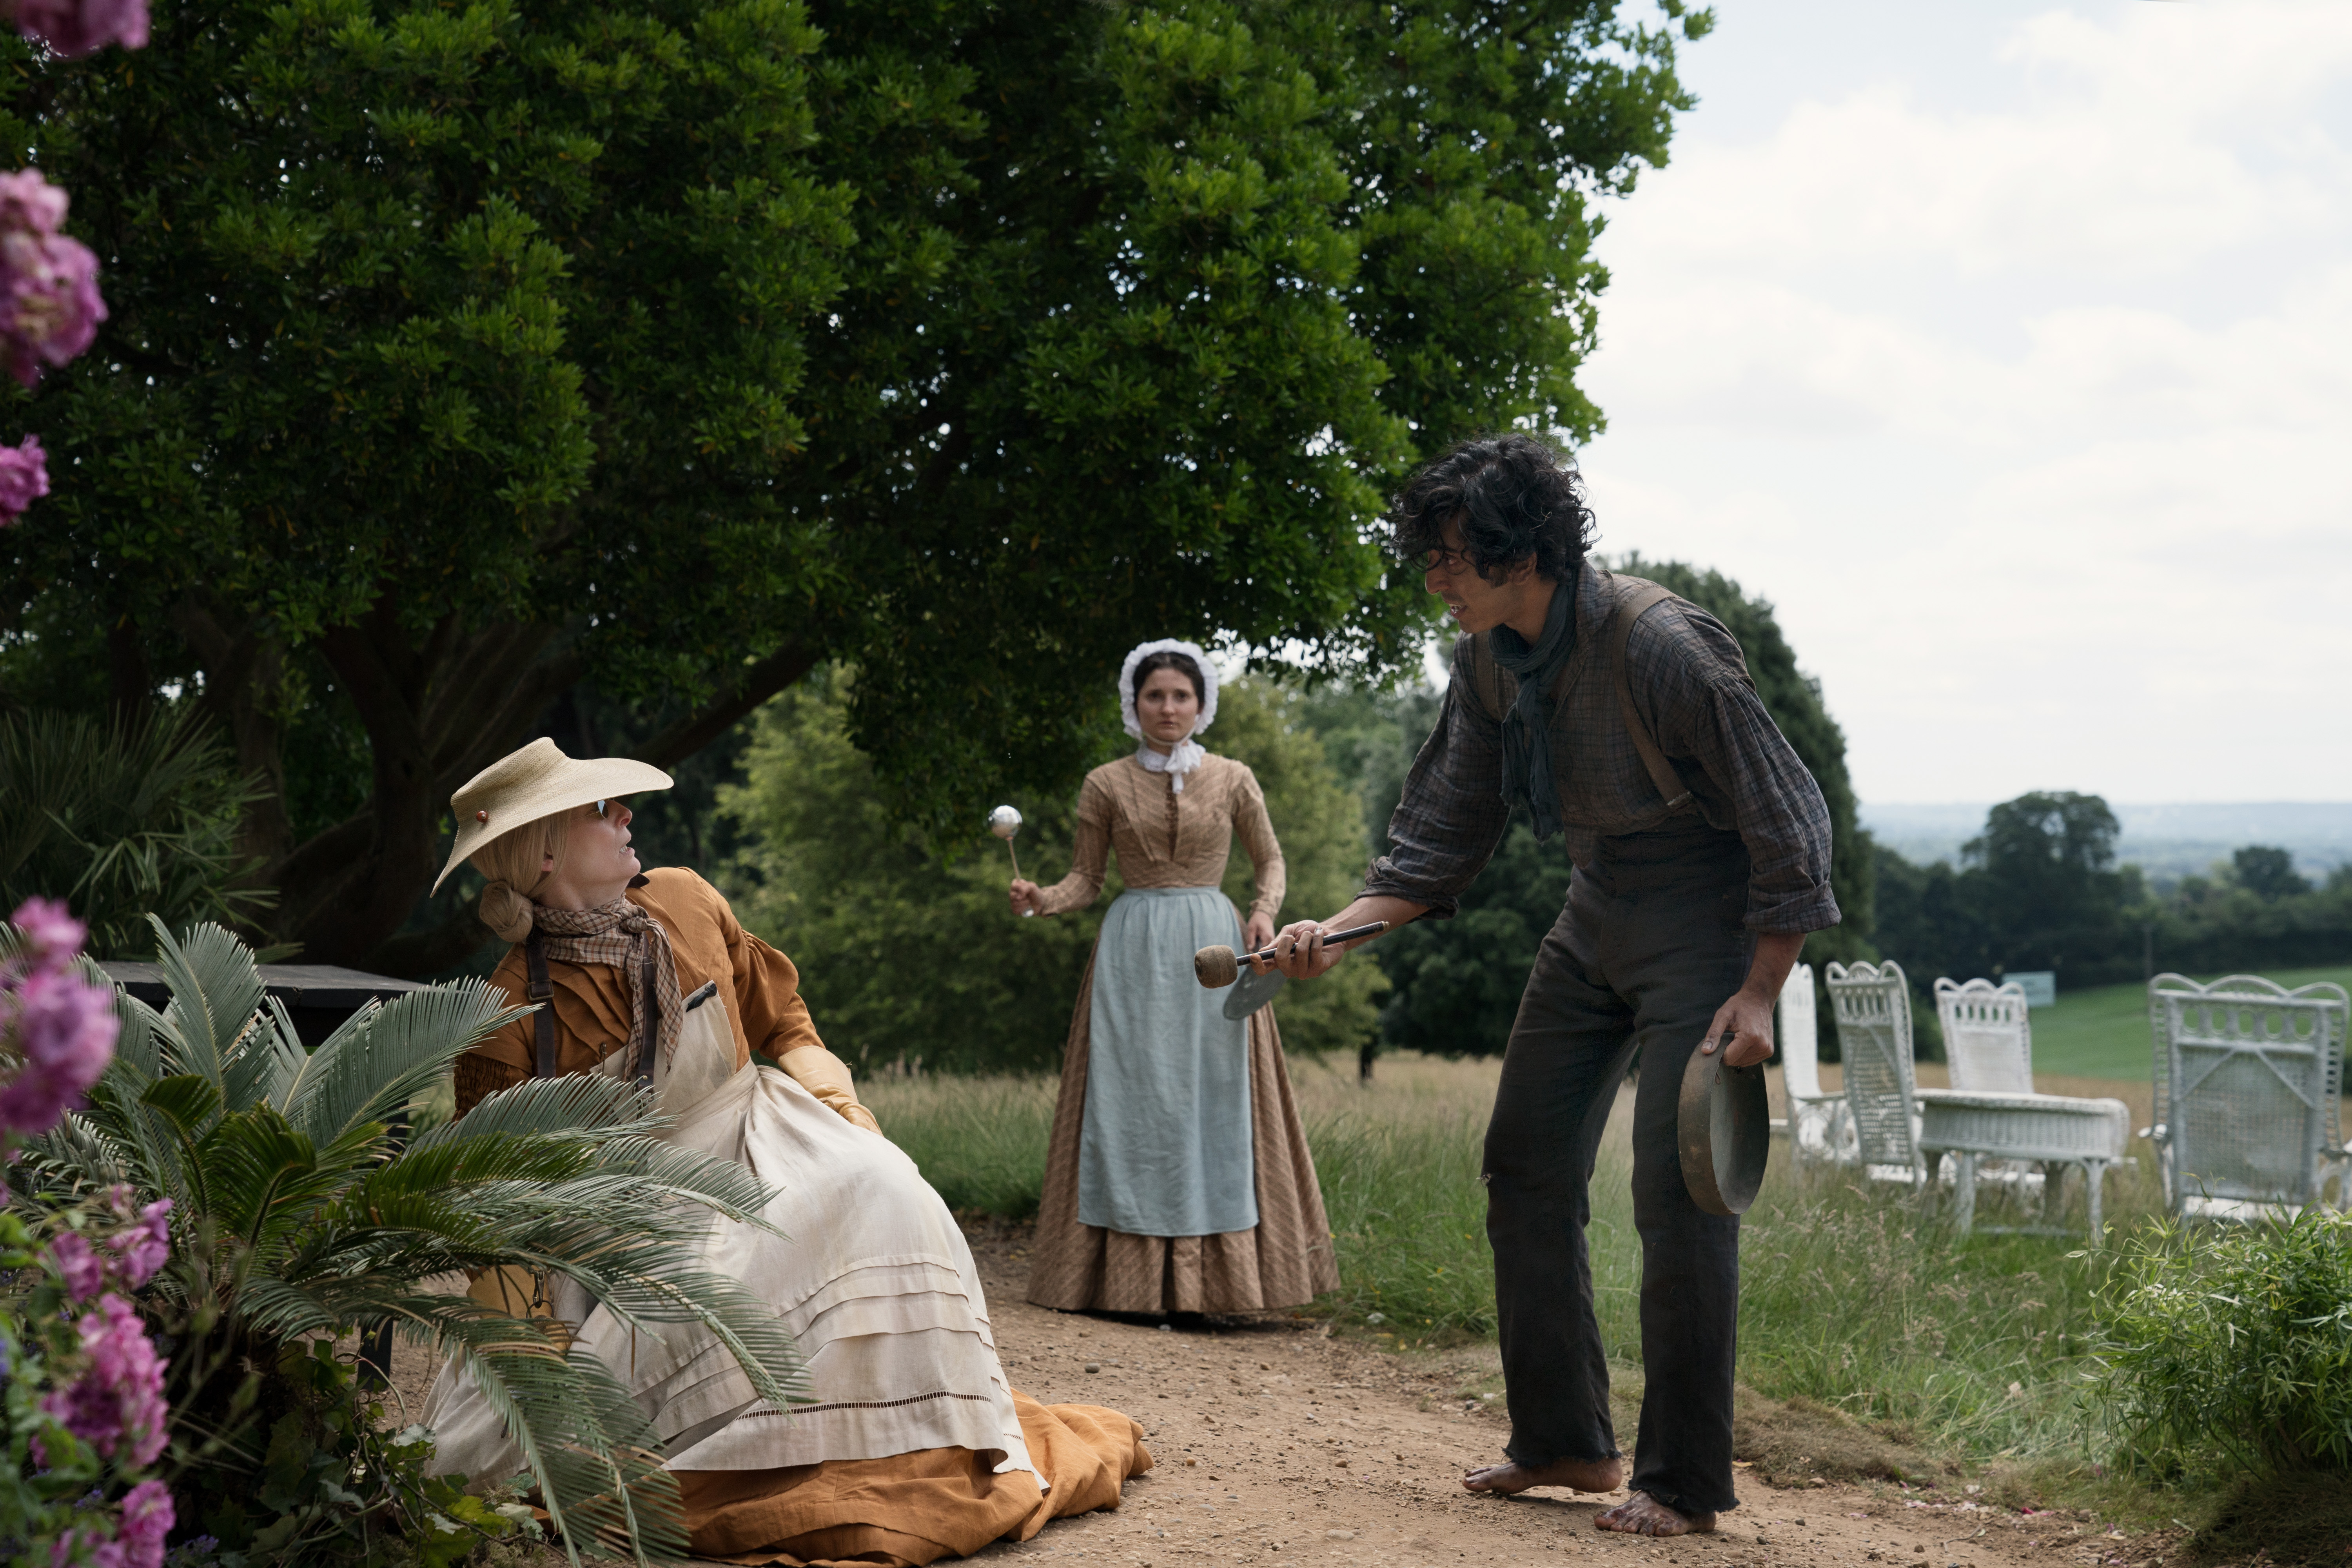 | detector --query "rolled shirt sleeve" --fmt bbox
[1361,647,1514,920]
